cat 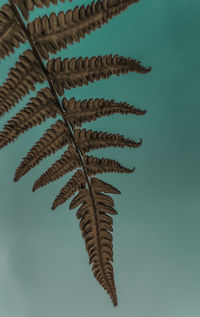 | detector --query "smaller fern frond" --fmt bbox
[14,120,70,182]
[69,187,88,210]
[84,155,135,176]
[62,97,146,128]
[46,55,151,95]
[52,169,86,210]
[51,154,132,209]
[15,0,65,21]
[0,49,45,117]
[32,146,80,192]
[0,4,26,59]
[0,87,60,150]
[28,0,140,59]
[69,186,118,306]
[91,177,121,194]
[74,128,142,153]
